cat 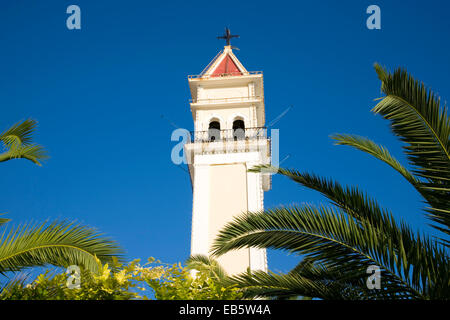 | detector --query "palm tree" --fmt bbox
[0,119,123,278]
[211,64,450,300]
